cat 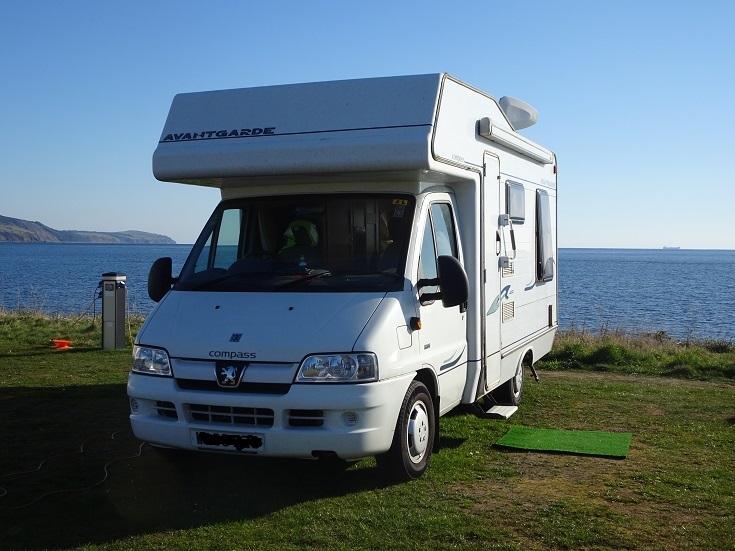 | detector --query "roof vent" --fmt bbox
[499,96,538,130]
